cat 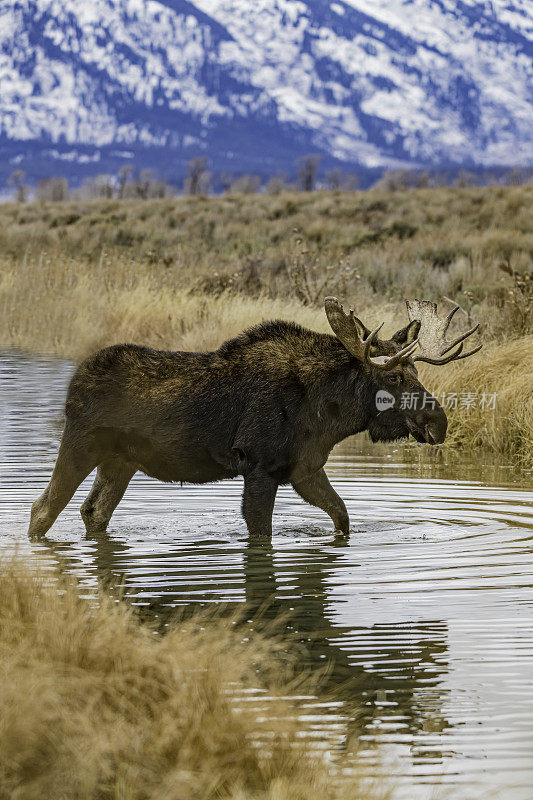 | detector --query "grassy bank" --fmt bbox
[419,336,533,468]
[0,187,531,466]
[0,558,391,800]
